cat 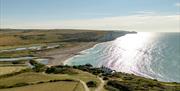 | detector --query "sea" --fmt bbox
[64,32,180,82]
